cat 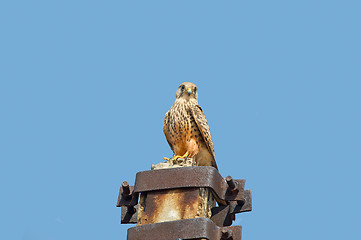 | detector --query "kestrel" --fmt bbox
[163,82,218,169]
